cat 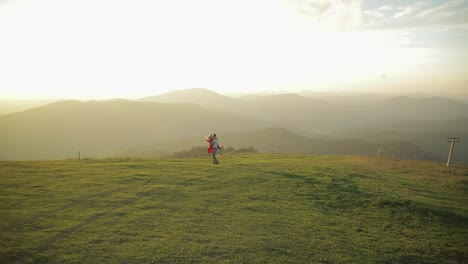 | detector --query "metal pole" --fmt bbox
[447,141,454,167]
[376,146,381,157]
[445,137,460,167]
